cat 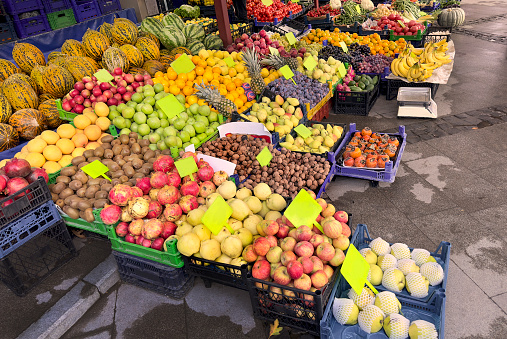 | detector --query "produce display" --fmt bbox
[200,135,332,197]
[370,4,401,20]
[246,0,303,23]
[296,54,350,86]
[333,0,369,26]
[390,40,451,82]
[0,158,49,202]
[338,71,379,93]
[367,15,427,36]
[307,4,340,18]
[341,127,400,169]
[279,123,344,154]
[355,54,393,74]
[226,30,287,57]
